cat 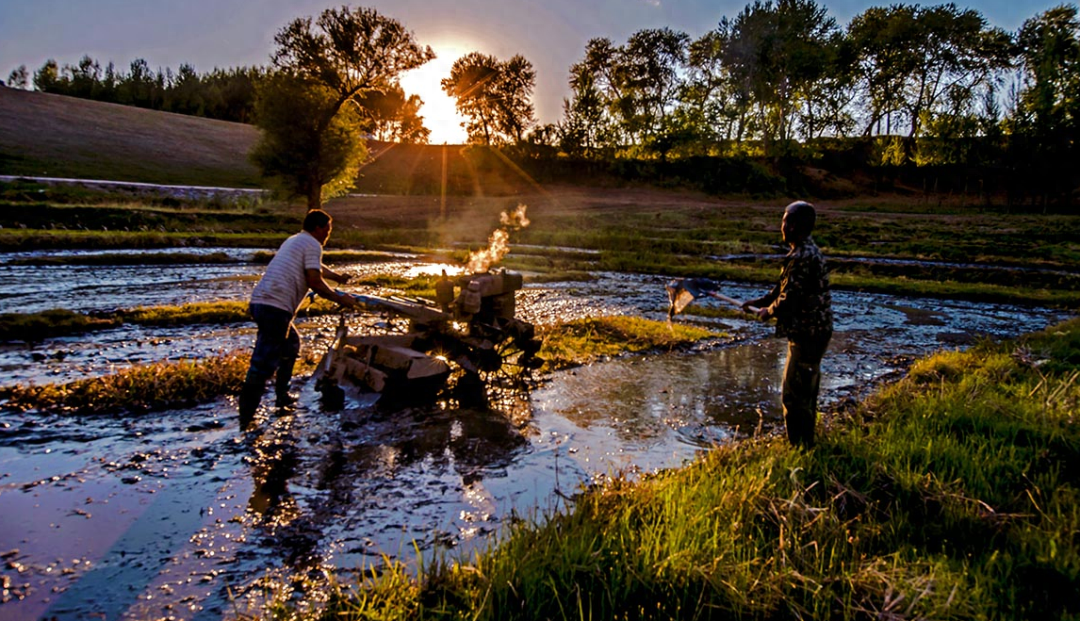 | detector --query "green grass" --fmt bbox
[287,318,1080,621]
[117,301,253,326]
[4,182,1080,307]
[0,228,289,251]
